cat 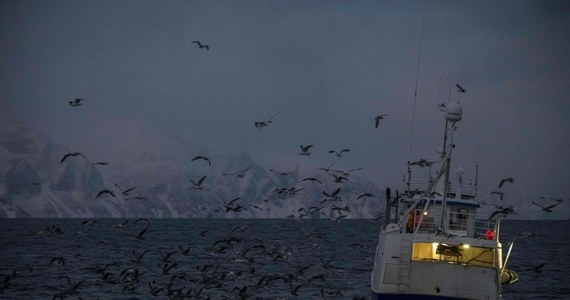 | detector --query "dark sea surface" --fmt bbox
[0,219,568,299]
